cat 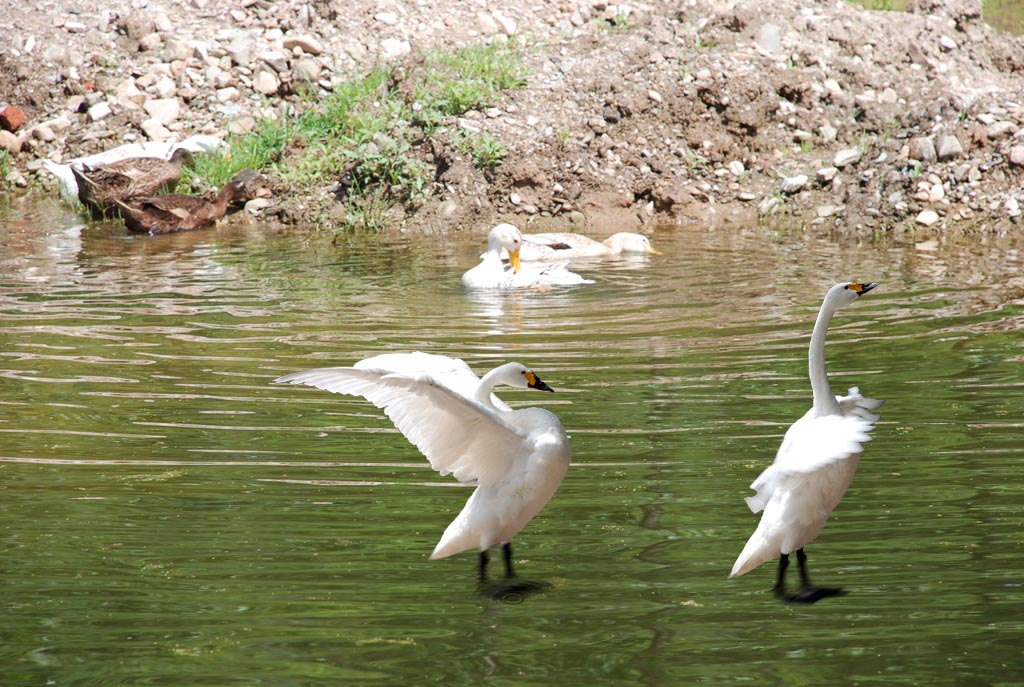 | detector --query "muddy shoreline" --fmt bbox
[2,0,1024,235]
